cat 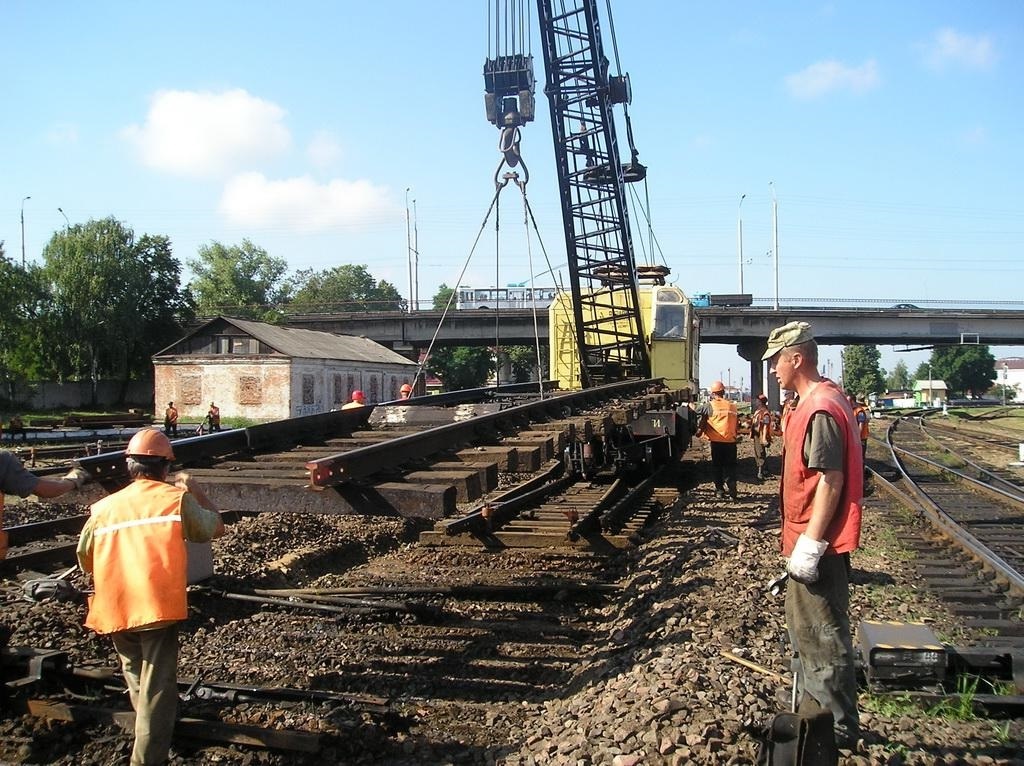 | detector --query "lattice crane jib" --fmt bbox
[535,0,651,387]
